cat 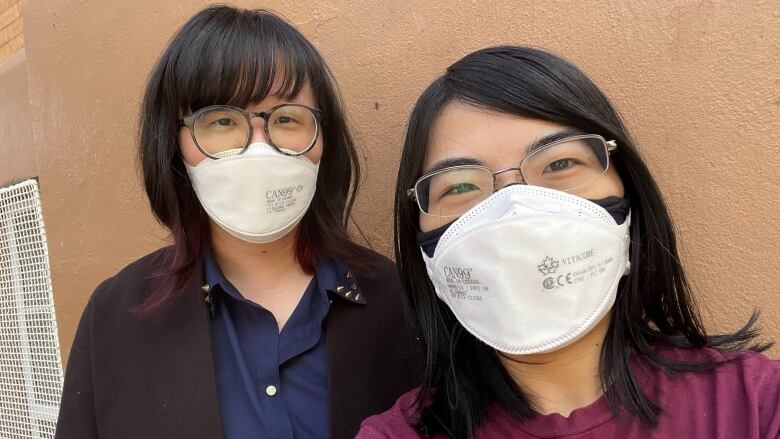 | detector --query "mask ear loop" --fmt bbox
[416,221,455,244]
[416,220,457,258]
[589,196,631,225]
